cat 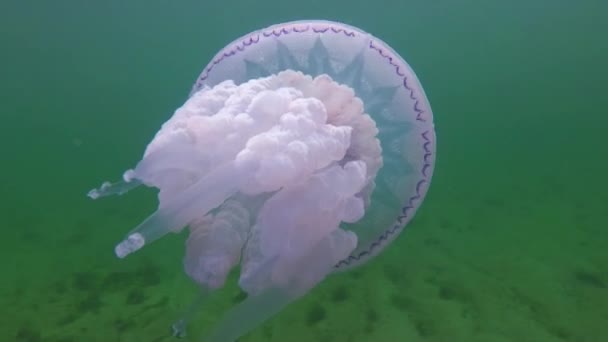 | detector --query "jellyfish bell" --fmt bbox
[88,20,435,341]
